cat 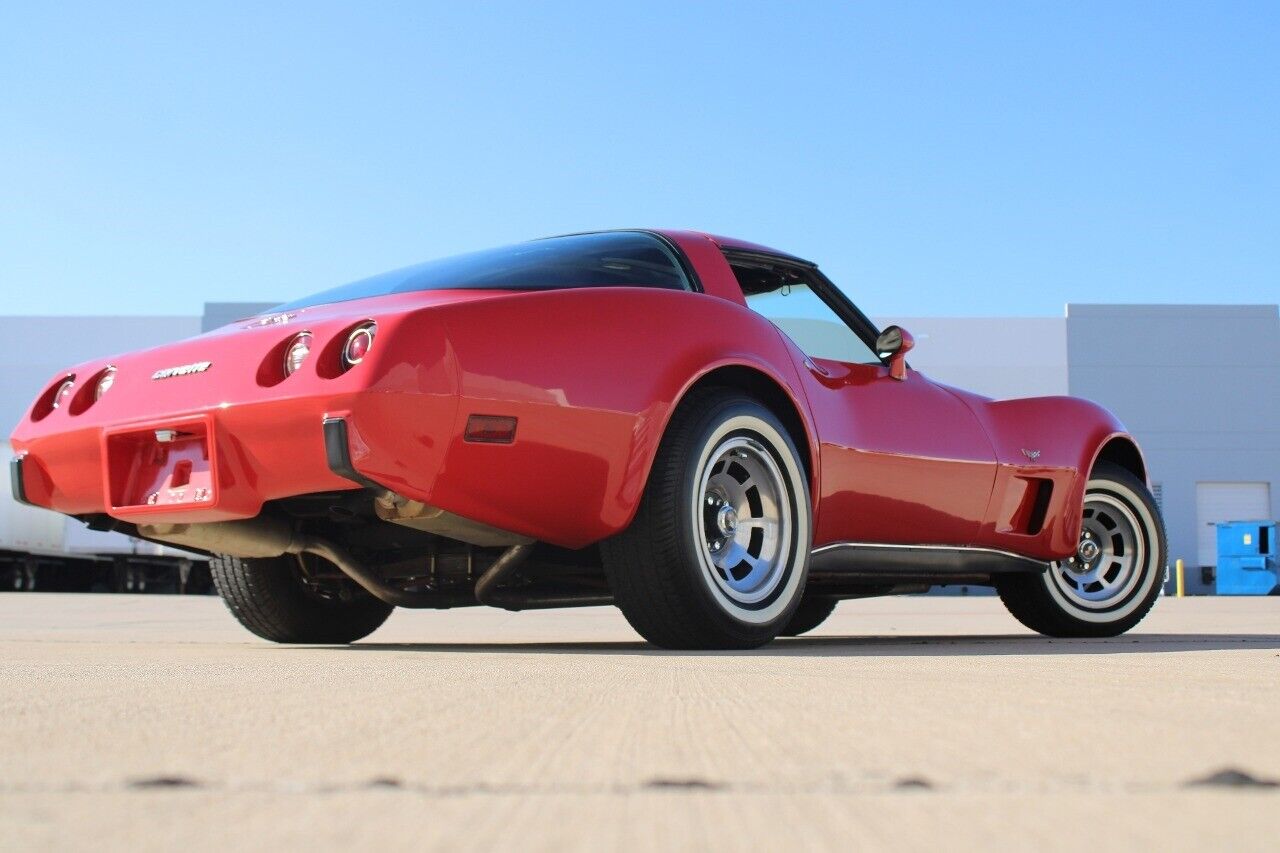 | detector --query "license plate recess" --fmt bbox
[103,417,218,514]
